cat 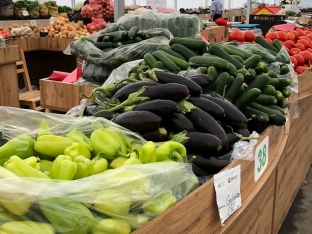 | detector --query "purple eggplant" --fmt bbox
[189,74,213,88]
[183,132,222,155]
[187,97,225,120]
[140,128,167,141]
[125,99,177,115]
[84,104,118,120]
[163,113,196,132]
[187,154,230,174]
